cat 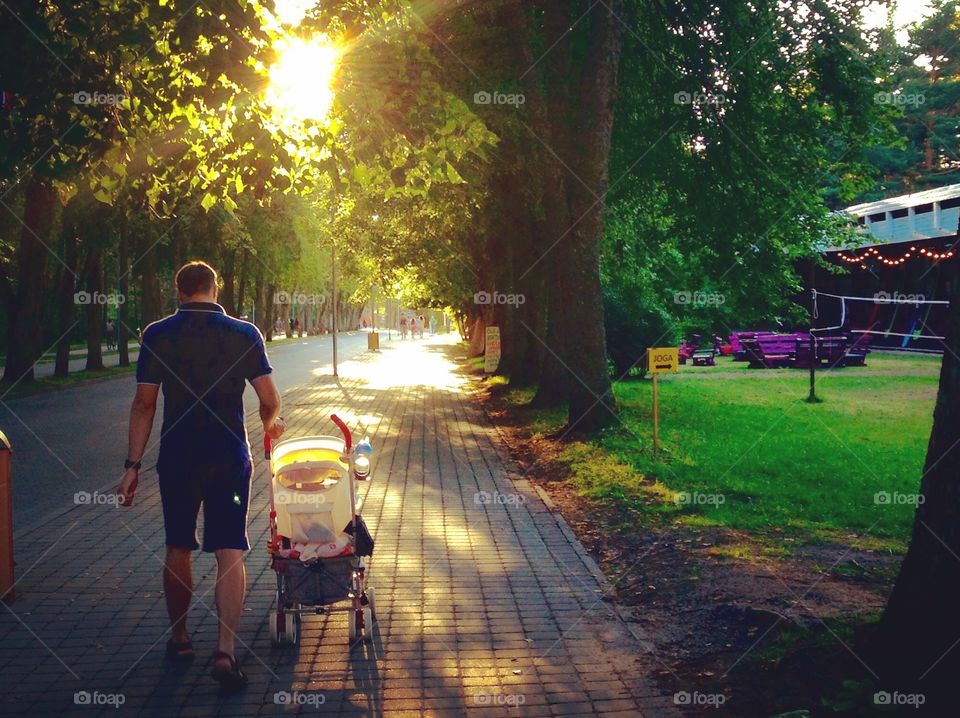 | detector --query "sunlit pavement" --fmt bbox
[0,334,678,717]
